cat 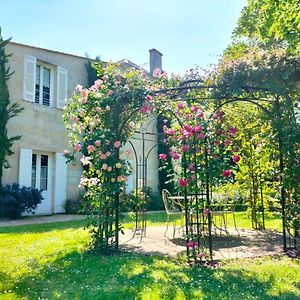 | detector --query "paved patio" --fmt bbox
[120,226,284,260]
